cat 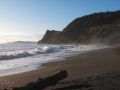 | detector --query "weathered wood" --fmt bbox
[12,70,68,90]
